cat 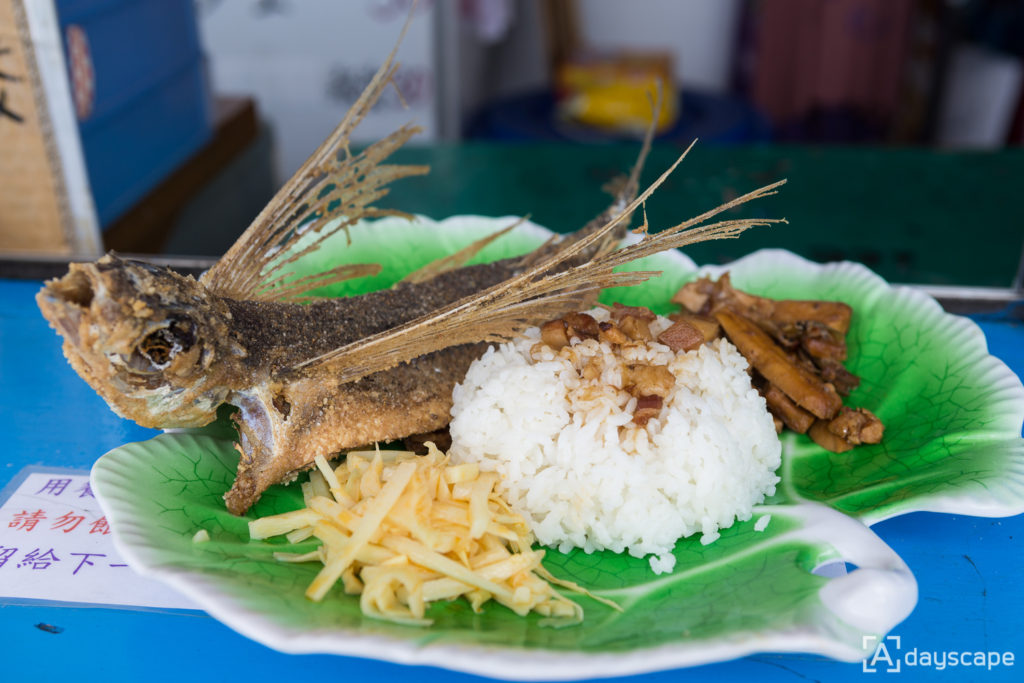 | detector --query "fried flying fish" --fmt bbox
[37,19,784,514]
